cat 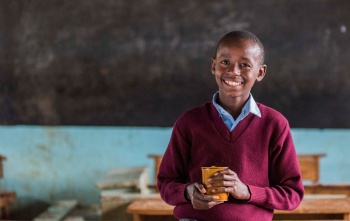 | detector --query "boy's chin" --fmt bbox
[222,91,249,100]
